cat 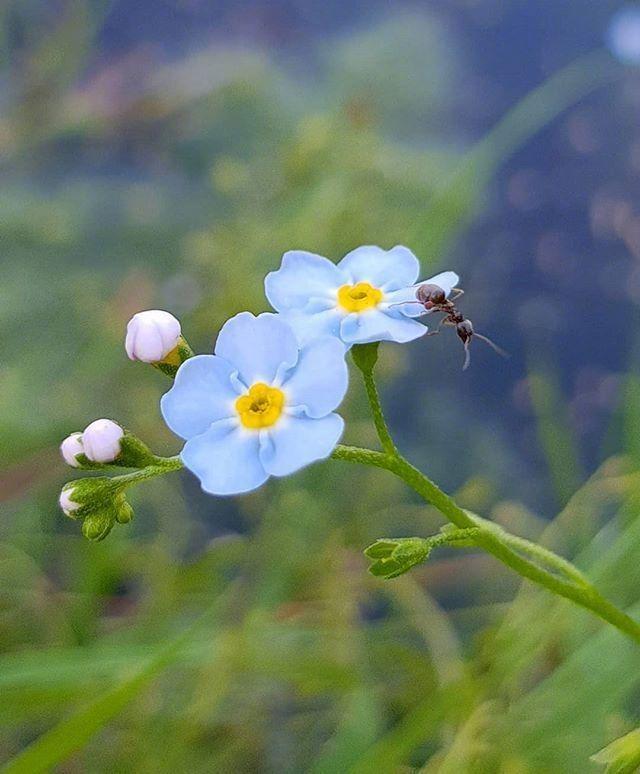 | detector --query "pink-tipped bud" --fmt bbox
[125,310,181,363]
[60,432,84,467]
[82,419,124,463]
[59,486,80,516]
